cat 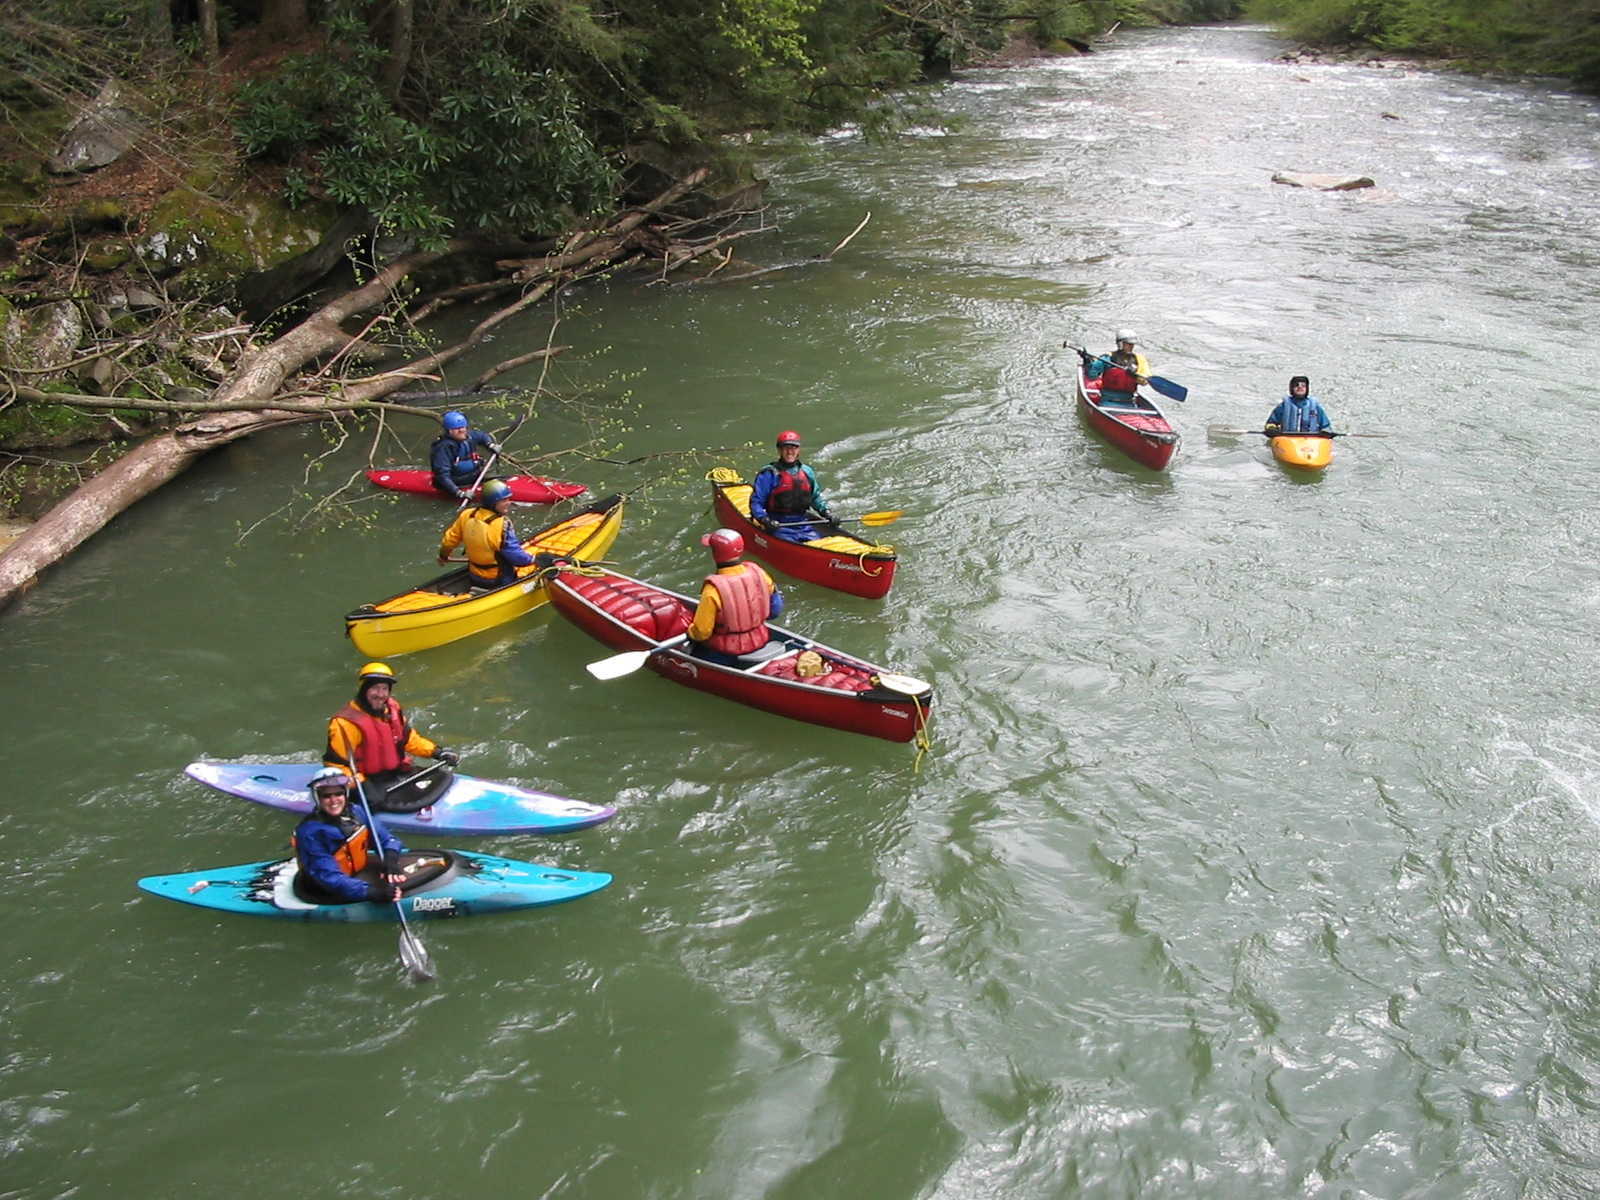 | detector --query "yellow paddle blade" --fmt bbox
[858,510,905,527]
